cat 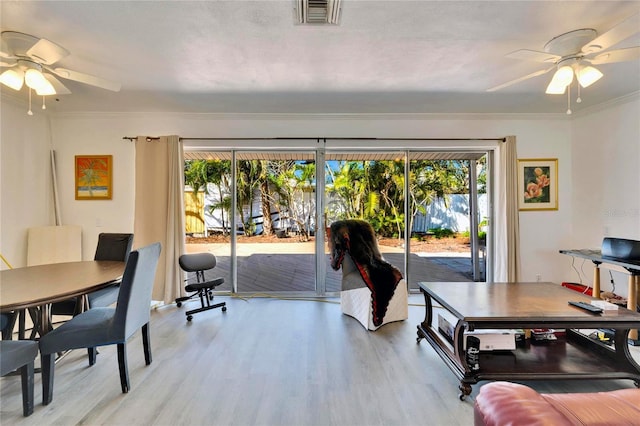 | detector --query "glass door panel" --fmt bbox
[407,152,488,290]
[183,151,233,292]
[324,151,406,292]
[235,151,317,293]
